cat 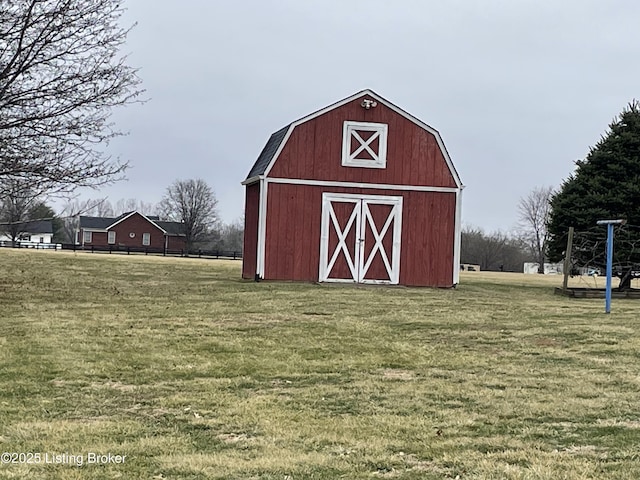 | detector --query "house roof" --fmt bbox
[243,88,462,188]
[79,215,115,229]
[155,221,185,236]
[0,219,54,234]
[79,213,185,236]
[23,220,53,234]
